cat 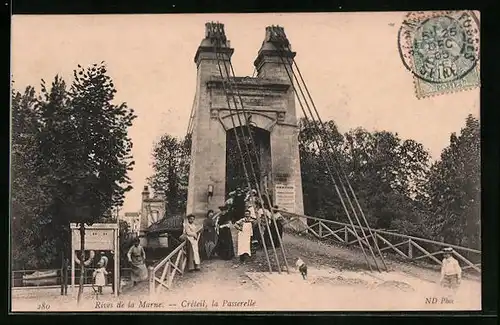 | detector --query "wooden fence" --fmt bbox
[279,210,481,274]
[148,228,202,296]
